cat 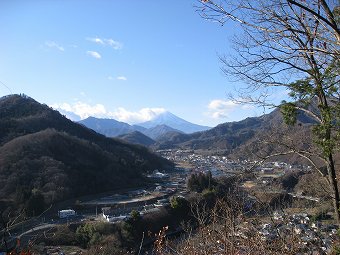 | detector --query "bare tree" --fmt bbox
[196,0,340,222]
[160,198,328,254]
